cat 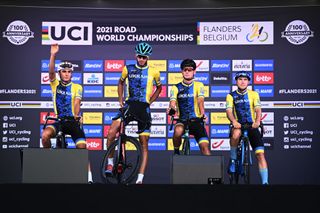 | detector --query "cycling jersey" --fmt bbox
[170,80,205,120]
[226,89,261,124]
[50,78,82,118]
[120,64,161,104]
